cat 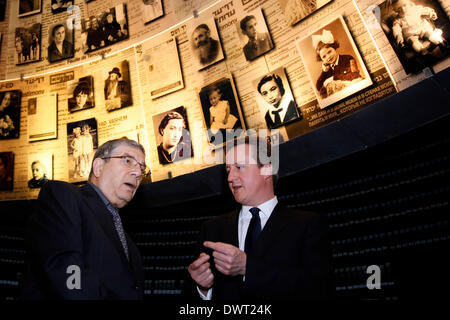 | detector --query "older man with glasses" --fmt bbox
[22,138,150,300]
